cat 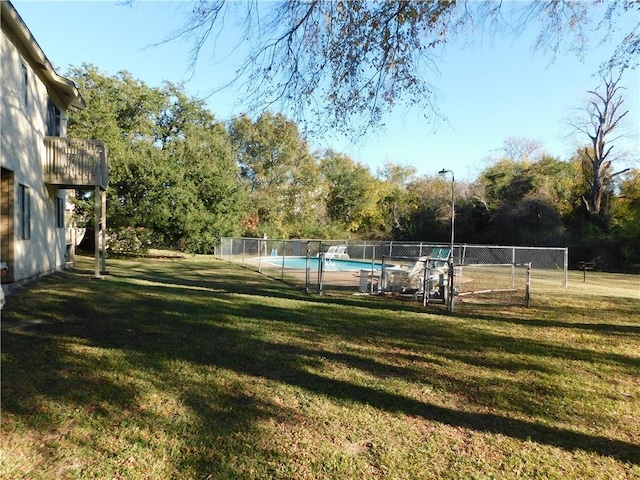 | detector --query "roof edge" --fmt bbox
[1,1,85,110]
